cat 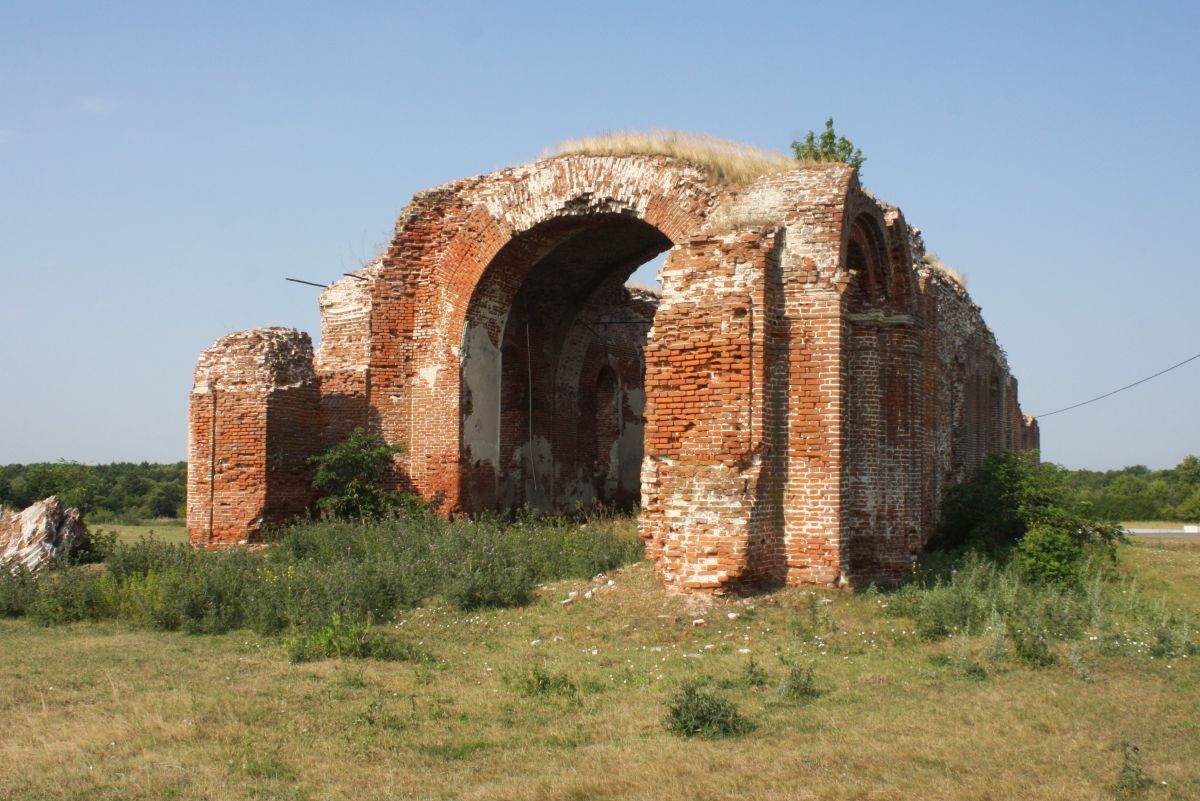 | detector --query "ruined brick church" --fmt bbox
[187,147,1038,592]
